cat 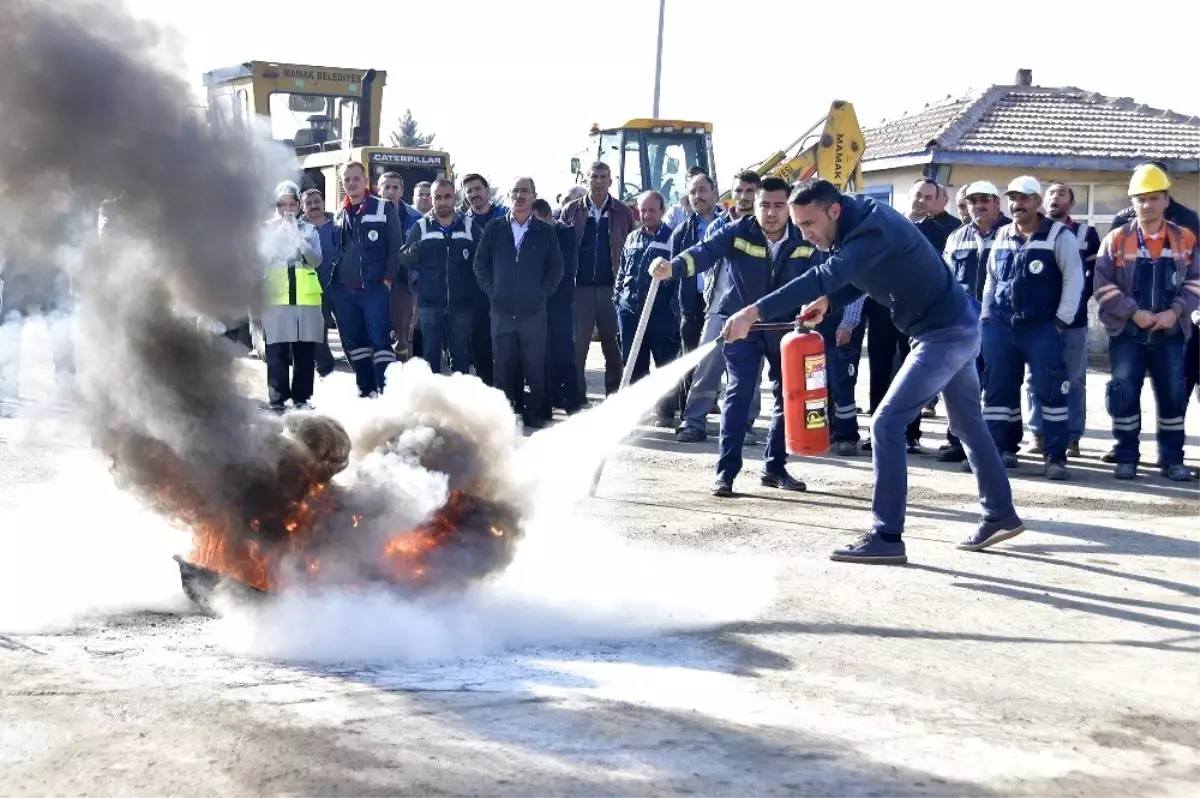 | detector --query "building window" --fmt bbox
[1054,182,1127,239]
[862,185,893,207]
